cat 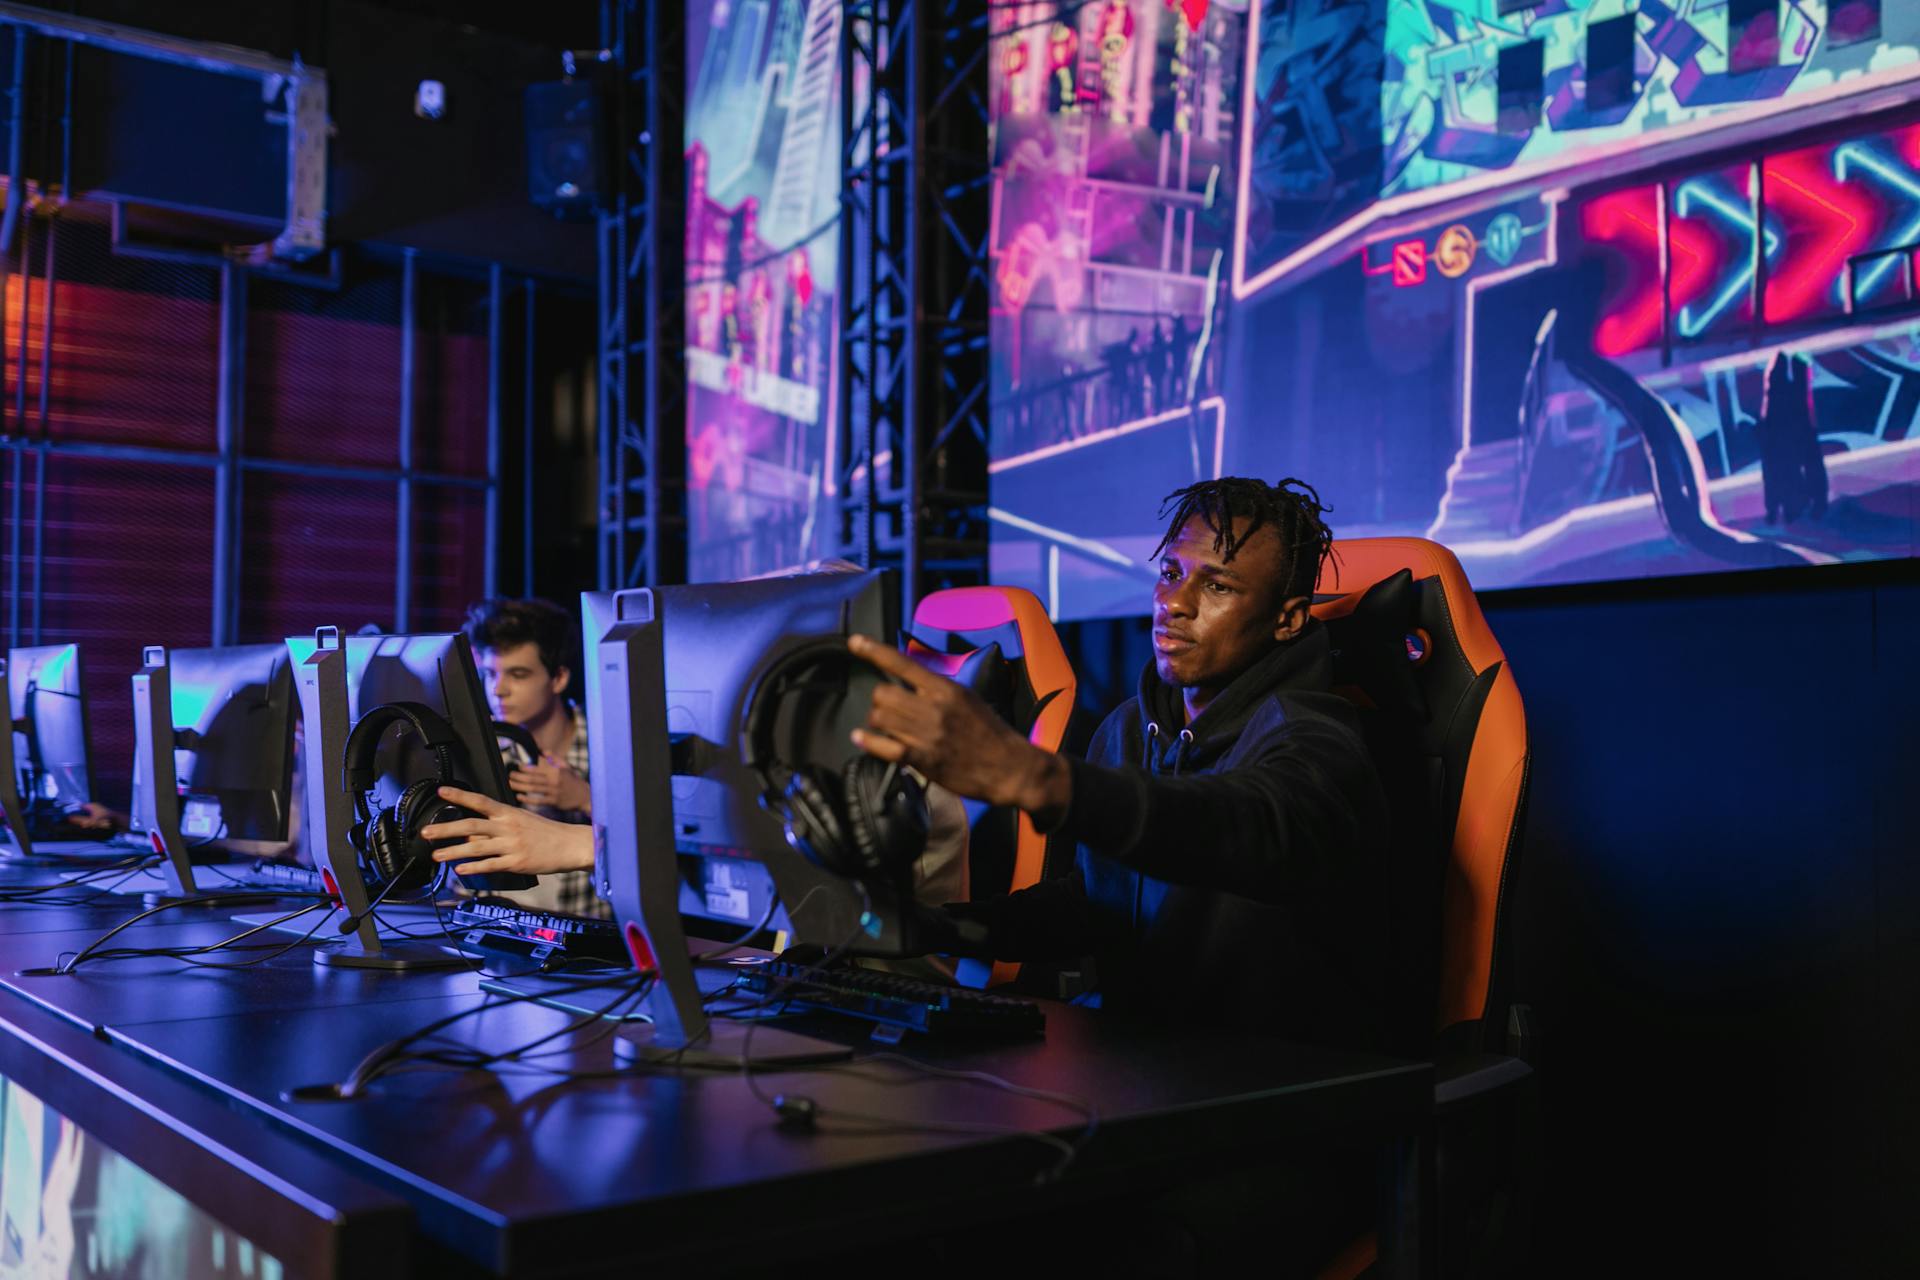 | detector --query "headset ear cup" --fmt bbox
[844,756,929,883]
[782,769,852,877]
[841,757,888,879]
[407,793,472,895]
[377,778,443,893]
[363,809,404,884]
